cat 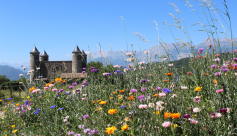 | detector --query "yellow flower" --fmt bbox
[21,97,24,98]
[156,111,160,115]
[55,78,63,82]
[16,103,20,106]
[195,87,201,92]
[108,109,117,115]
[29,99,32,102]
[110,97,113,99]
[99,101,106,105]
[27,96,30,99]
[11,125,15,128]
[121,125,129,131]
[105,126,117,135]
[97,100,102,103]
[172,124,178,129]
[3,110,7,112]
[95,108,102,111]
[113,92,116,94]
[12,129,18,133]
[0,100,2,102]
